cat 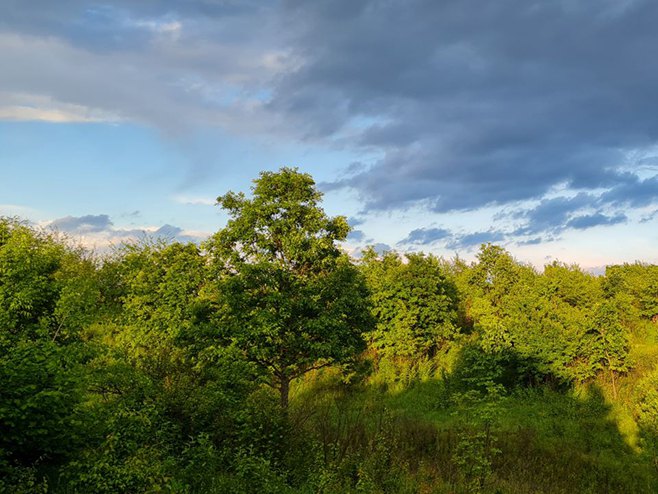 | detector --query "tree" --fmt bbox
[205,168,373,409]
[464,245,537,354]
[360,249,459,359]
[462,247,607,385]
[113,241,208,373]
[587,301,630,398]
[604,263,658,325]
[0,218,98,483]
[0,218,100,344]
